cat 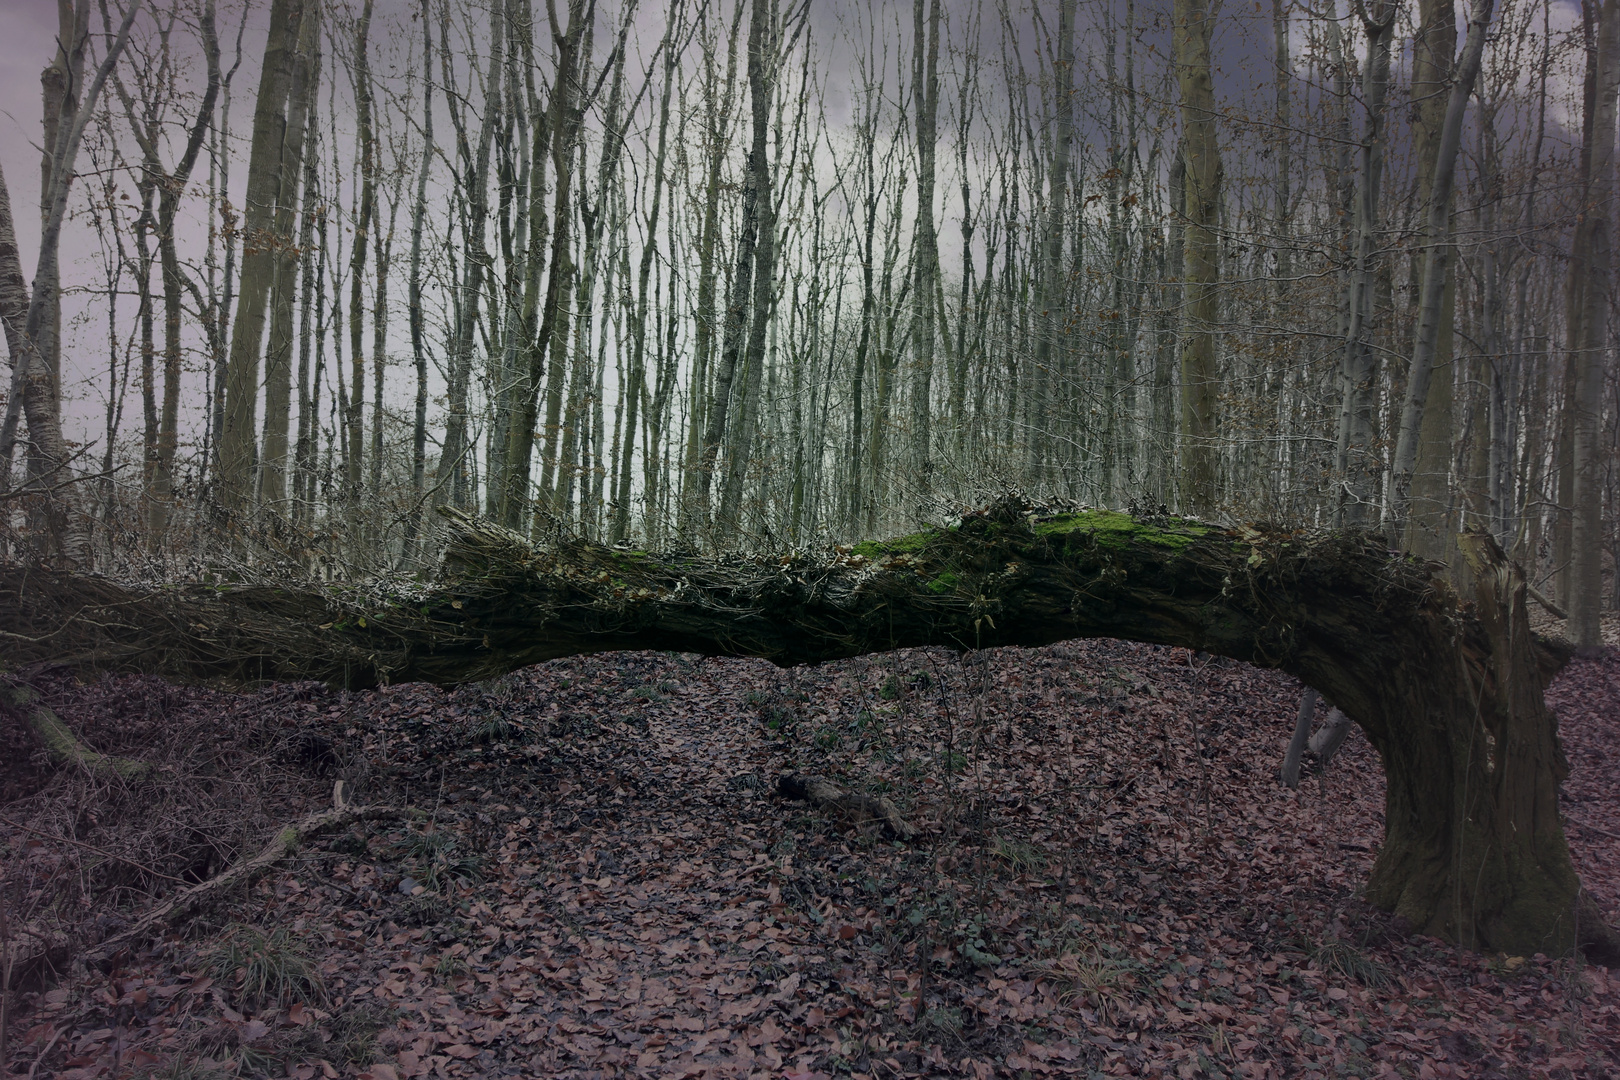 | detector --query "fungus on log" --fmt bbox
[0,500,1612,962]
